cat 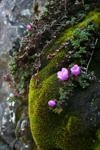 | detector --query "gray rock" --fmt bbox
[0,0,48,149]
[15,107,35,150]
